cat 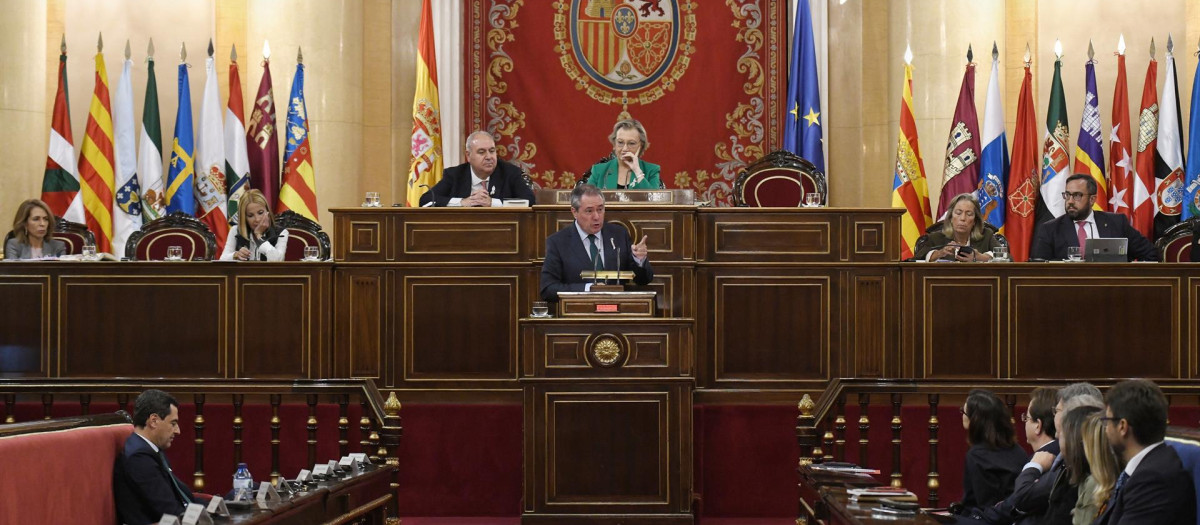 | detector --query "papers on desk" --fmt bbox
[847,486,919,502]
[810,464,881,475]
